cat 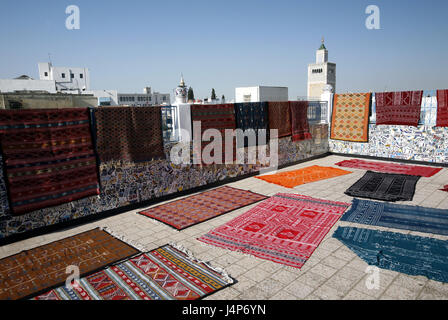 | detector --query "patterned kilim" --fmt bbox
[198,194,351,269]
[94,106,165,162]
[191,104,236,165]
[234,102,268,147]
[138,186,268,230]
[330,93,371,142]
[33,244,234,300]
[0,228,140,300]
[436,89,448,127]
[289,101,312,141]
[335,158,442,177]
[333,226,448,283]
[375,91,423,126]
[0,108,100,215]
[267,101,291,138]
[255,165,352,188]
[344,171,420,202]
[342,198,448,236]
